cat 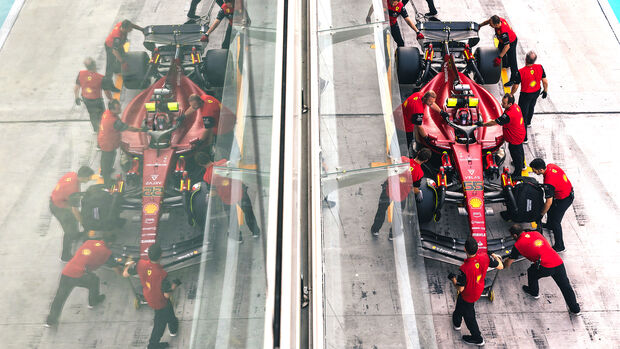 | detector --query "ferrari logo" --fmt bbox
[95,242,101,247]
[147,270,152,276]
[534,239,543,247]
[524,233,530,238]
[207,99,213,103]
[413,97,419,101]
[552,169,557,173]
[82,249,92,256]
[396,6,400,11]
[475,263,480,269]
[530,69,534,75]
[87,76,93,81]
